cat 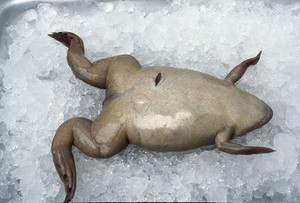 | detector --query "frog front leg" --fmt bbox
[215,126,275,155]
[52,113,128,203]
[224,51,262,84]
